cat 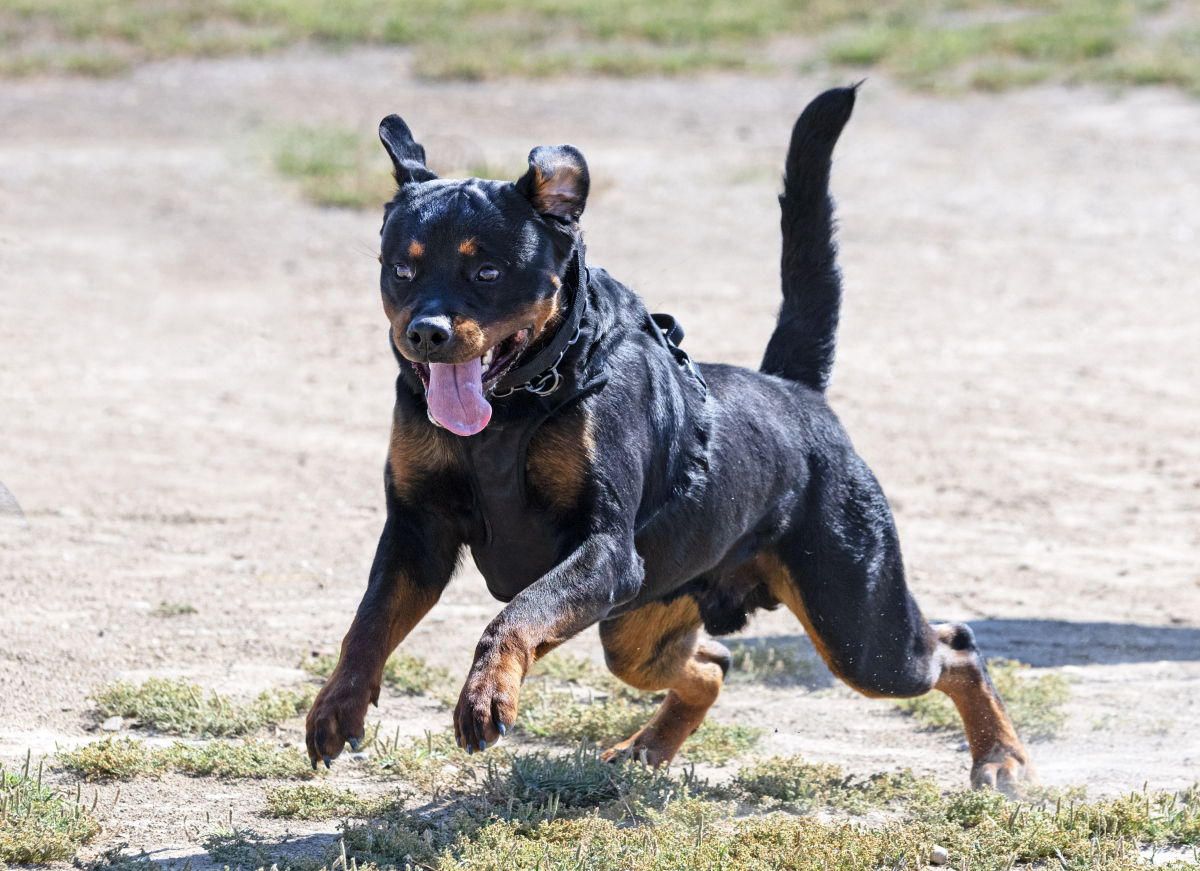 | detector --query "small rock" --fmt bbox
[956,741,970,752]
[930,846,949,866]
[100,716,123,732]
[350,751,370,762]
